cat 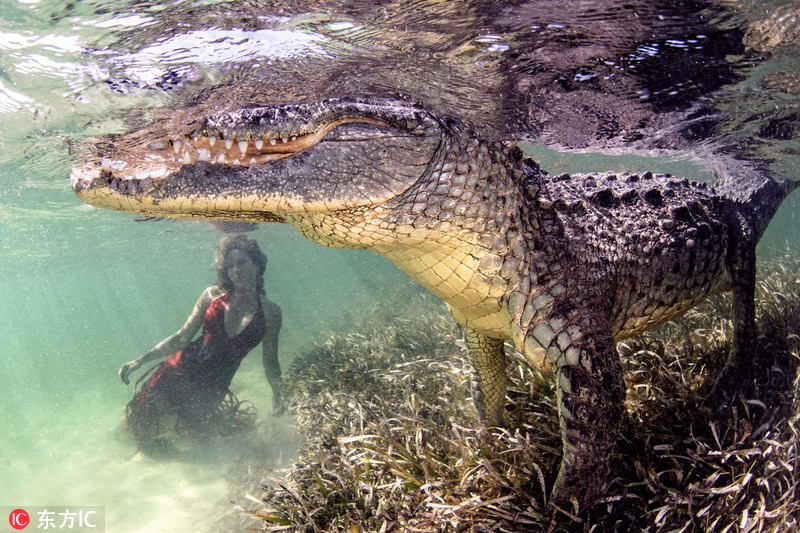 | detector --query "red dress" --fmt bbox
[125,293,265,449]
